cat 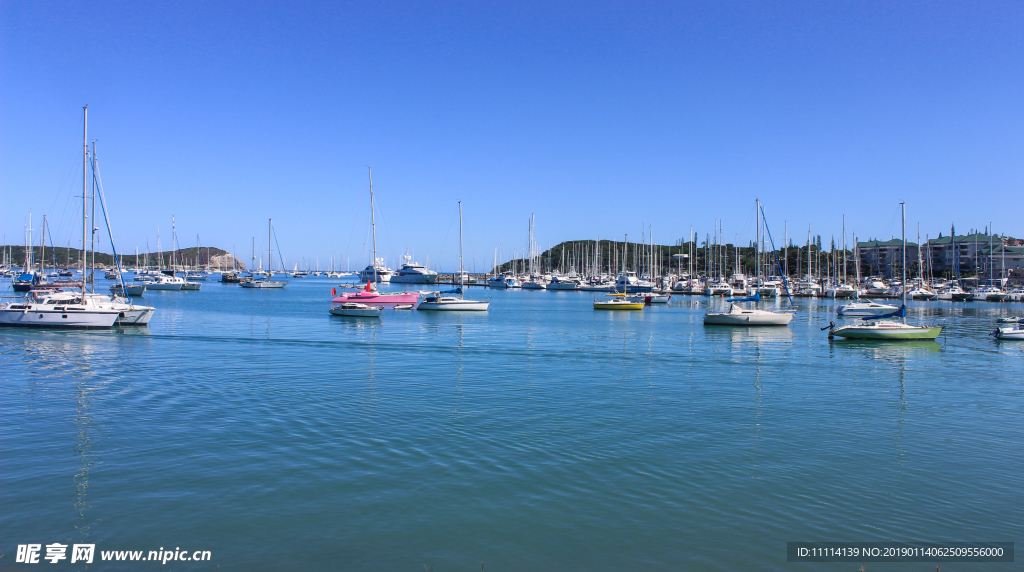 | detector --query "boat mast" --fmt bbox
[40,215,46,276]
[901,202,907,322]
[91,142,98,291]
[268,219,273,274]
[368,167,377,283]
[458,201,465,298]
[172,216,177,276]
[81,105,88,282]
